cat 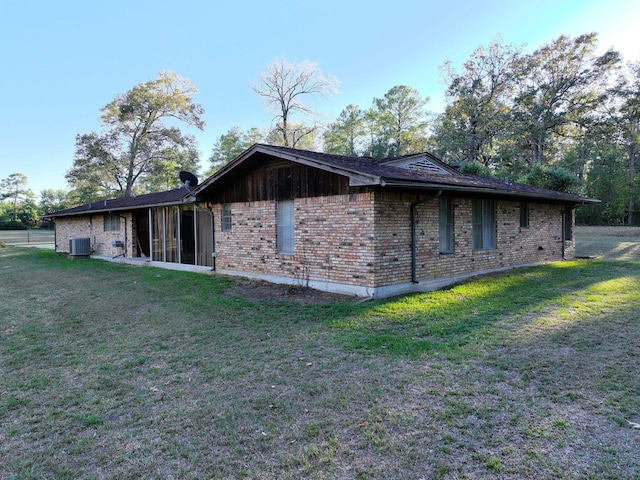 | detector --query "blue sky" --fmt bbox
[1,0,639,197]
